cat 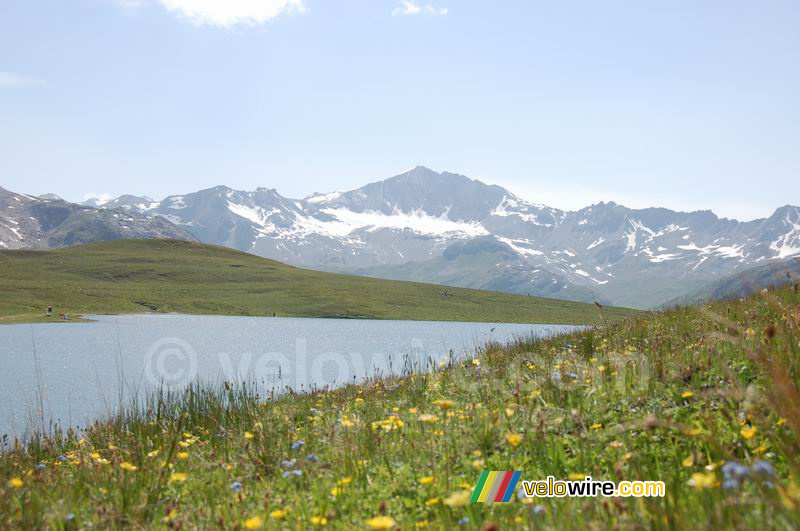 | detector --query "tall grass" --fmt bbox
[1,287,799,529]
